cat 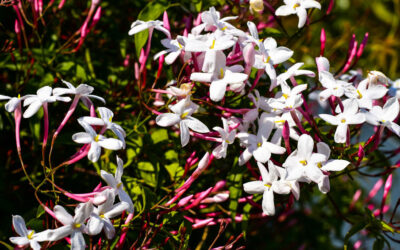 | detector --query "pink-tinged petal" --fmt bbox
[262,189,275,215]
[319,114,339,125]
[297,134,314,159]
[316,57,330,72]
[381,174,393,210]
[98,138,123,150]
[334,124,348,143]
[12,215,28,237]
[275,5,296,16]
[243,181,265,194]
[87,216,103,235]
[322,159,349,171]
[72,132,92,144]
[100,170,117,188]
[209,79,228,102]
[9,236,29,246]
[318,175,330,194]
[88,142,101,162]
[71,231,86,250]
[23,101,42,118]
[212,143,226,159]
[239,148,252,166]
[316,142,331,158]
[184,117,209,133]
[156,113,180,127]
